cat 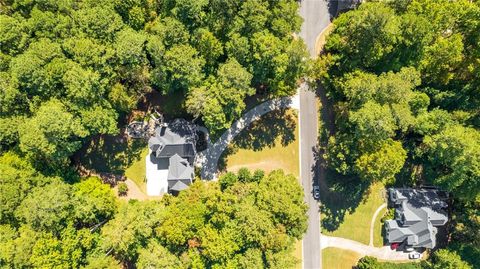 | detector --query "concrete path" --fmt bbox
[370,203,387,246]
[198,95,299,180]
[321,235,411,261]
